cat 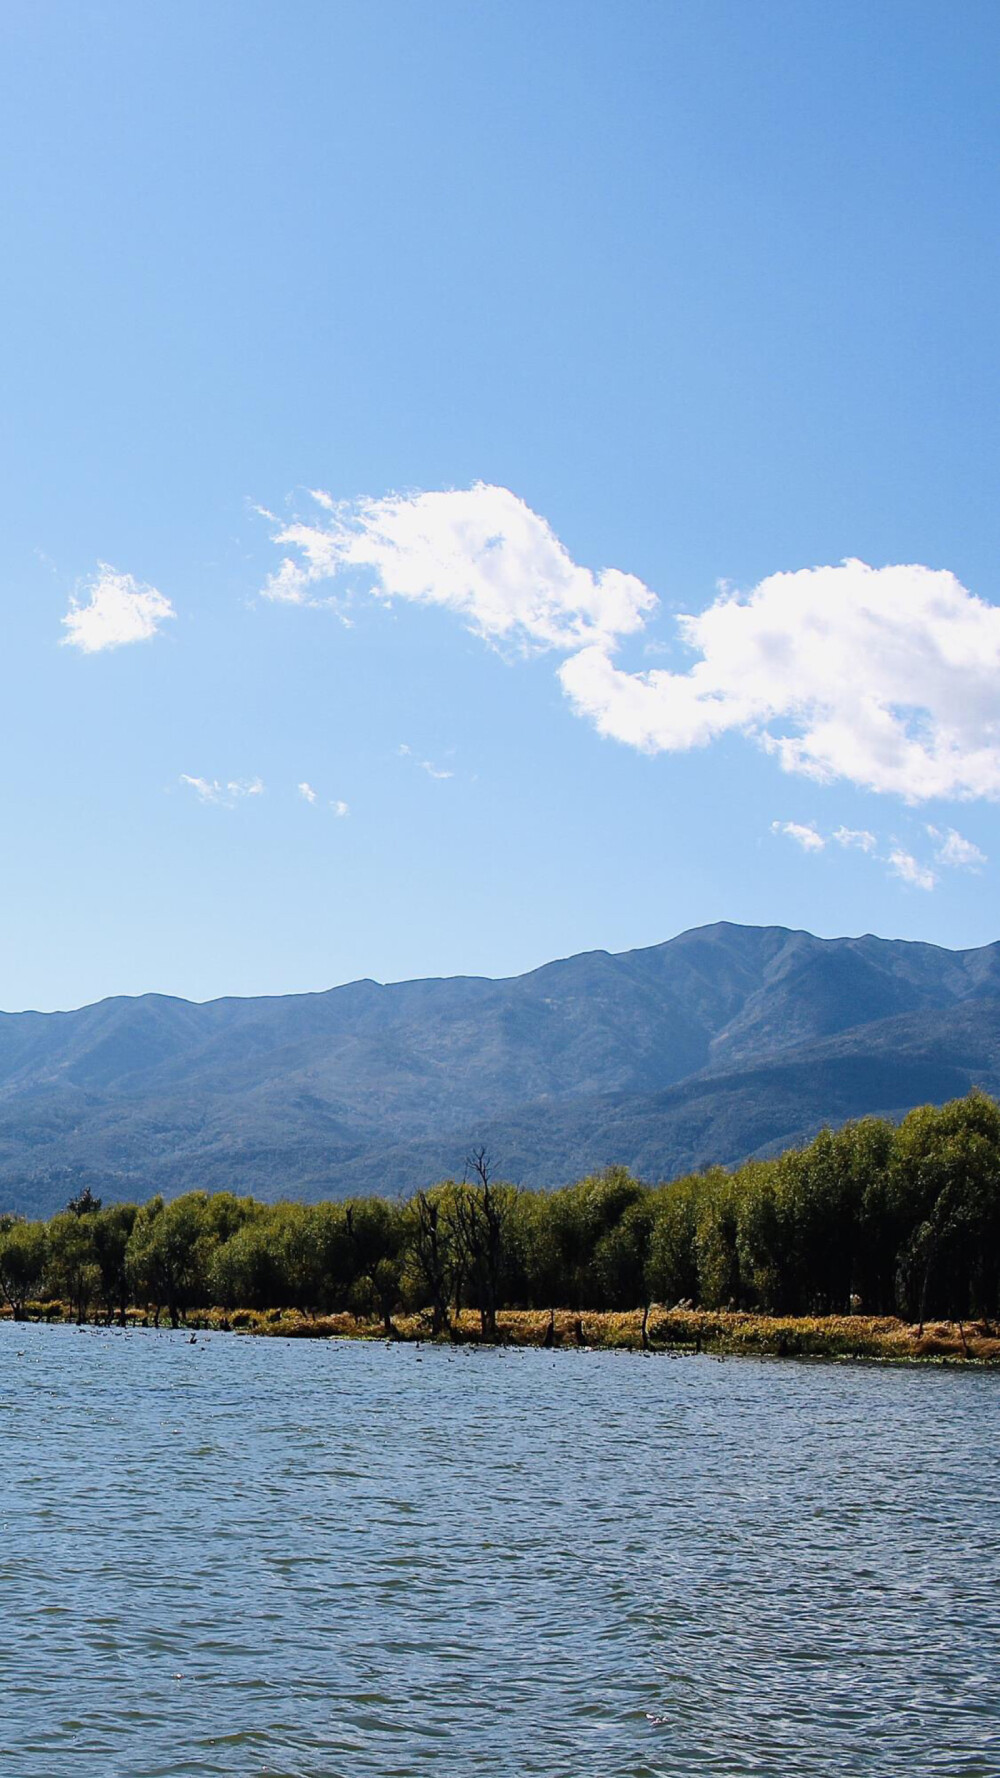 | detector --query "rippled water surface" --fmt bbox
[2,1324,998,1778]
